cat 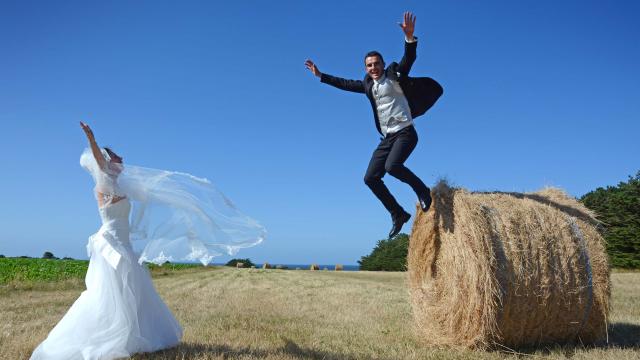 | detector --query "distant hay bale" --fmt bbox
[335,264,344,271]
[407,181,610,349]
[262,263,271,269]
[235,262,244,268]
[309,264,319,271]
